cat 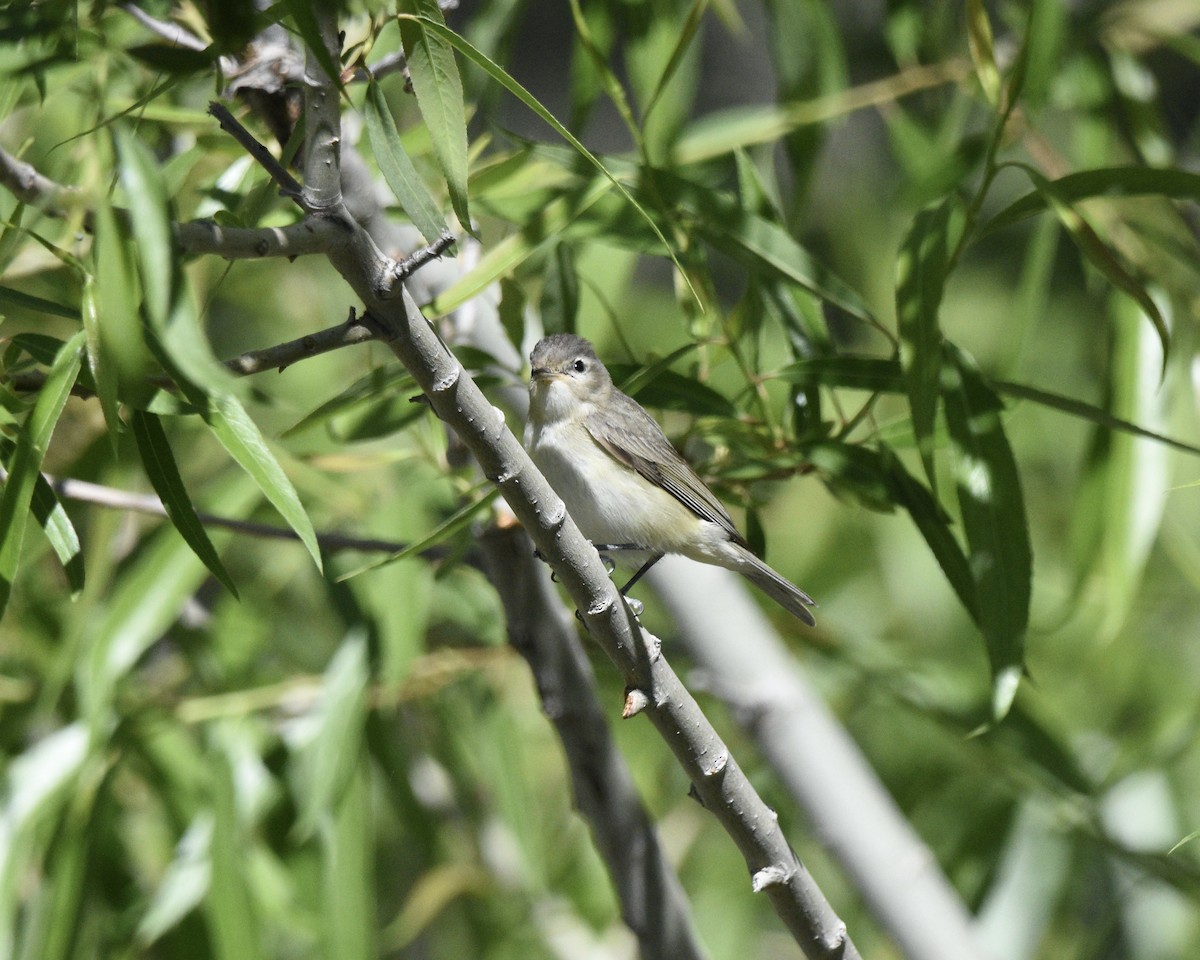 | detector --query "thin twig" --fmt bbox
[21,470,420,555]
[120,3,209,52]
[224,308,379,374]
[392,233,458,283]
[207,101,306,208]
